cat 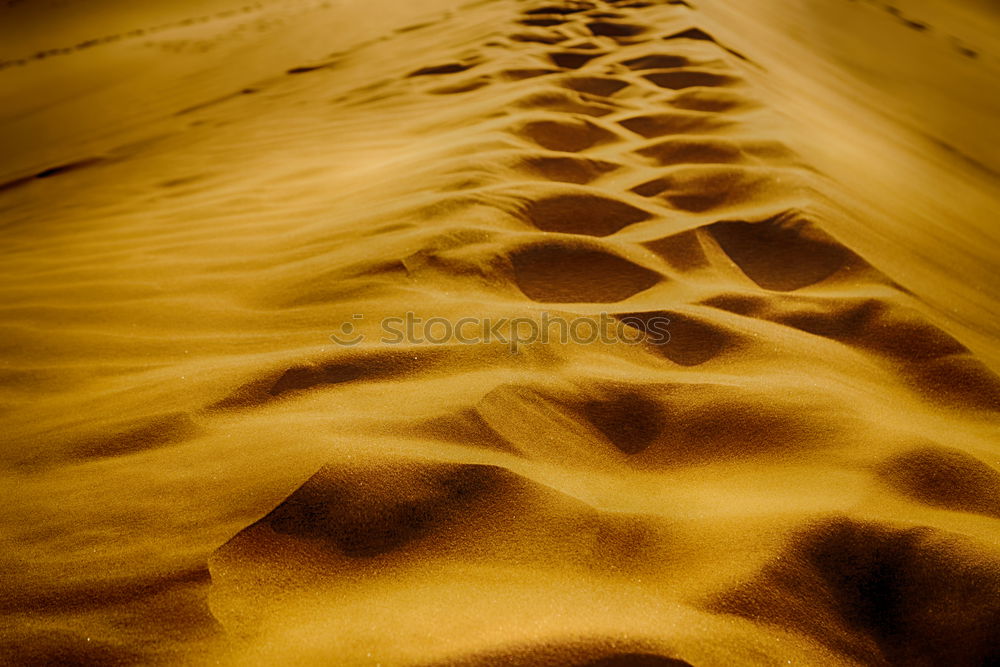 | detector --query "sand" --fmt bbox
[1,0,999,664]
